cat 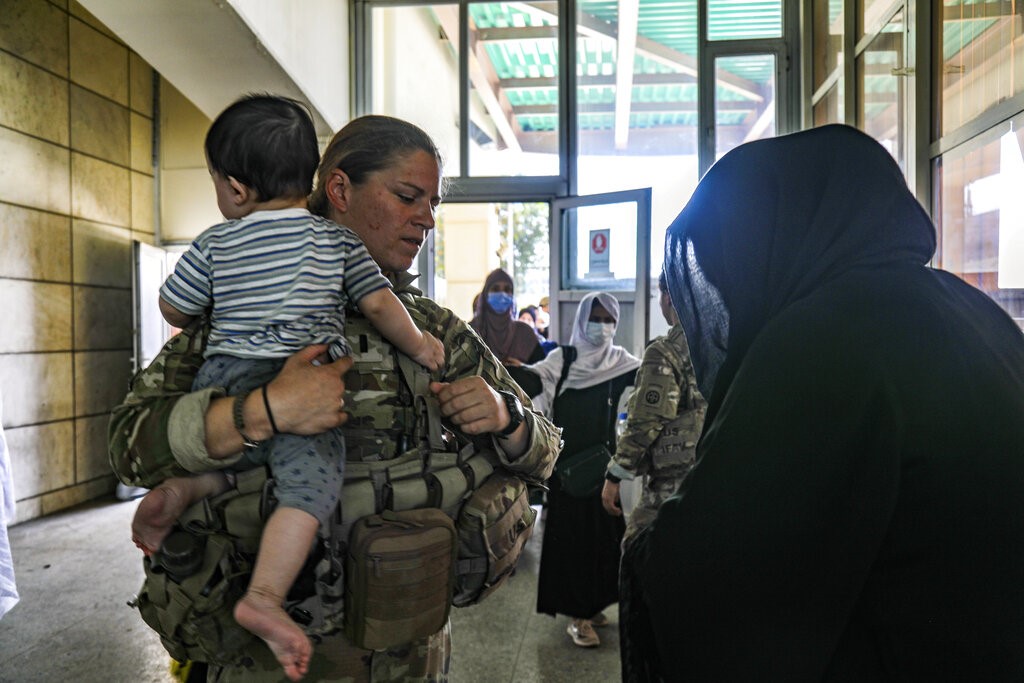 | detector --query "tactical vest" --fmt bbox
[133,309,536,664]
